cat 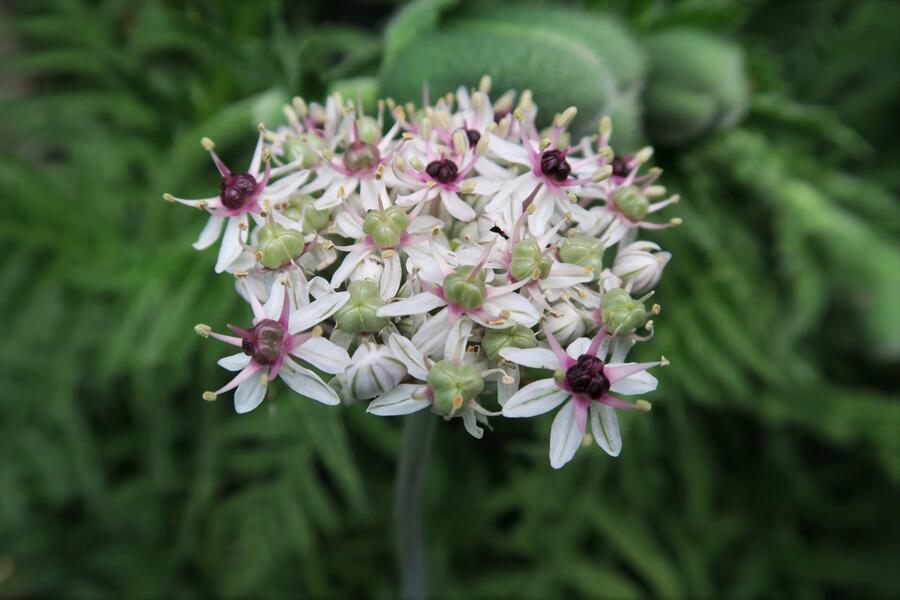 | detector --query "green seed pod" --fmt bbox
[363,206,408,248]
[256,223,305,269]
[443,266,487,309]
[426,359,485,416]
[344,142,381,173]
[357,116,382,146]
[509,239,553,281]
[643,29,748,145]
[601,288,648,334]
[284,134,326,169]
[482,325,538,361]
[611,185,649,221]
[335,280,389,333]
[283,193,331,233]
[558,236,604,278]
